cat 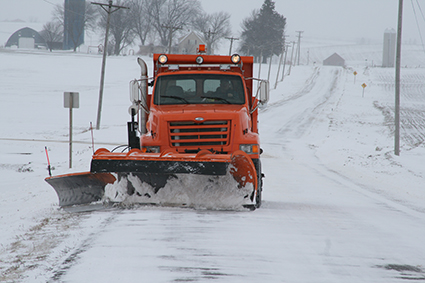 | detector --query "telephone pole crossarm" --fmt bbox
[225,37,239,55]
[91,1,129,11]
